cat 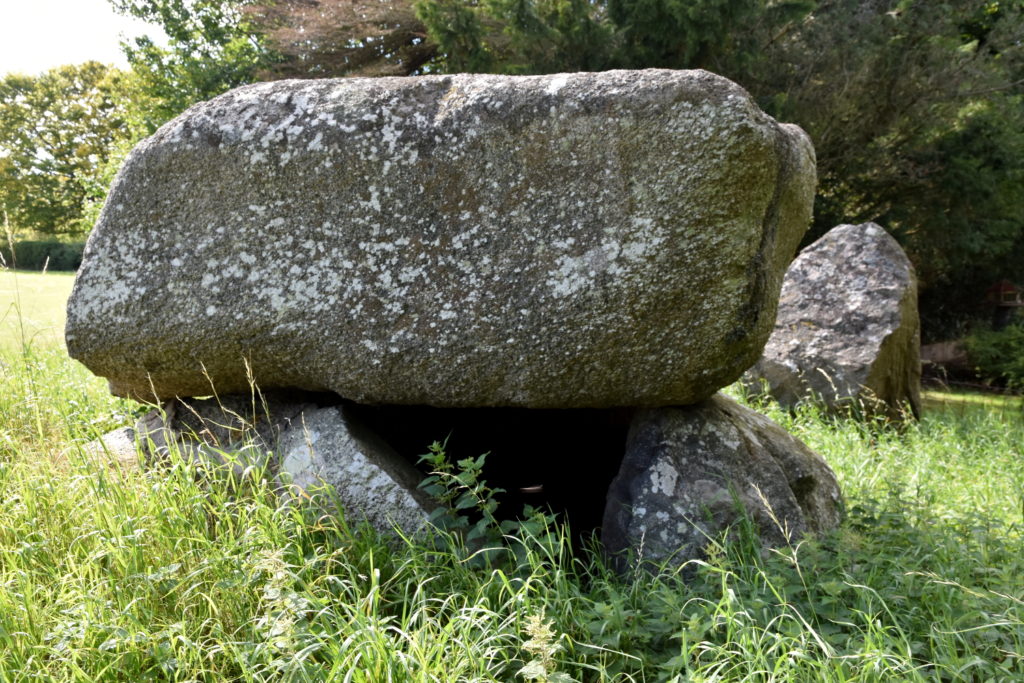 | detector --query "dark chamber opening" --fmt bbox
[348,404,634,542]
